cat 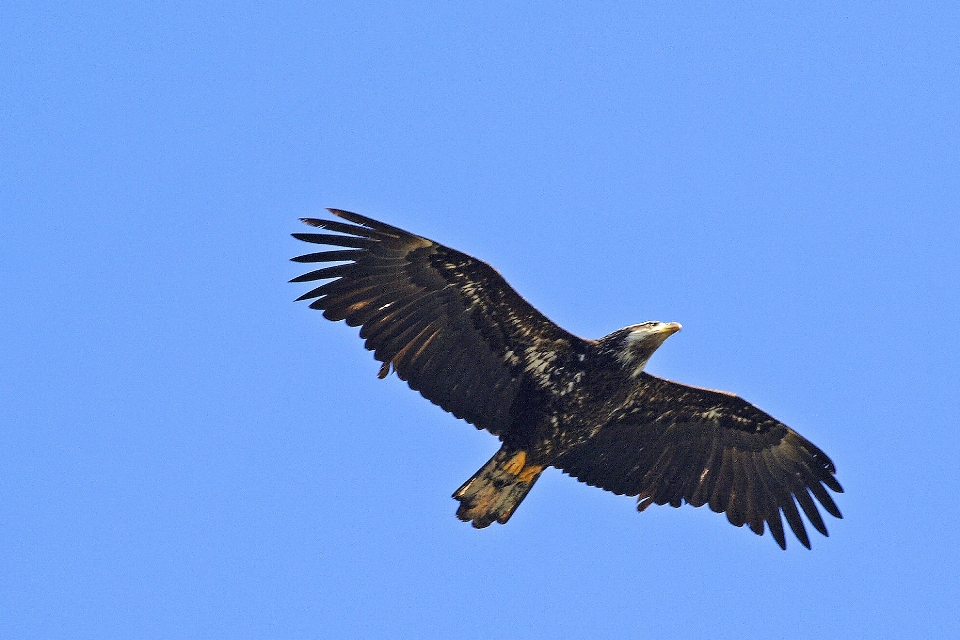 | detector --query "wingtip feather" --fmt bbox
[324,208,412,237]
